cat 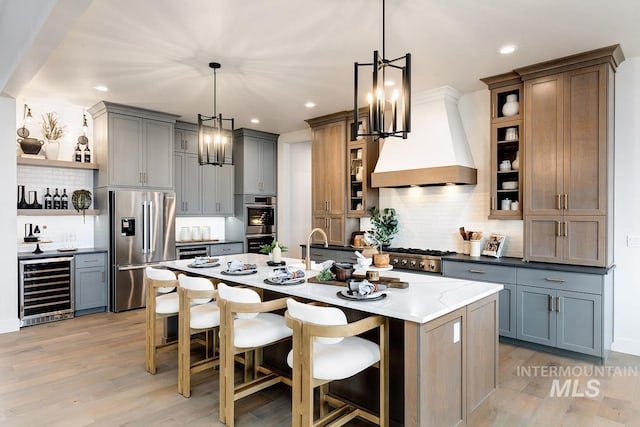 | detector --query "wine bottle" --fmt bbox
[61,189,69,209]
[83,146,91,163]
[44,187,53,209]
[74,144,82,162]
[53,188,61,209]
